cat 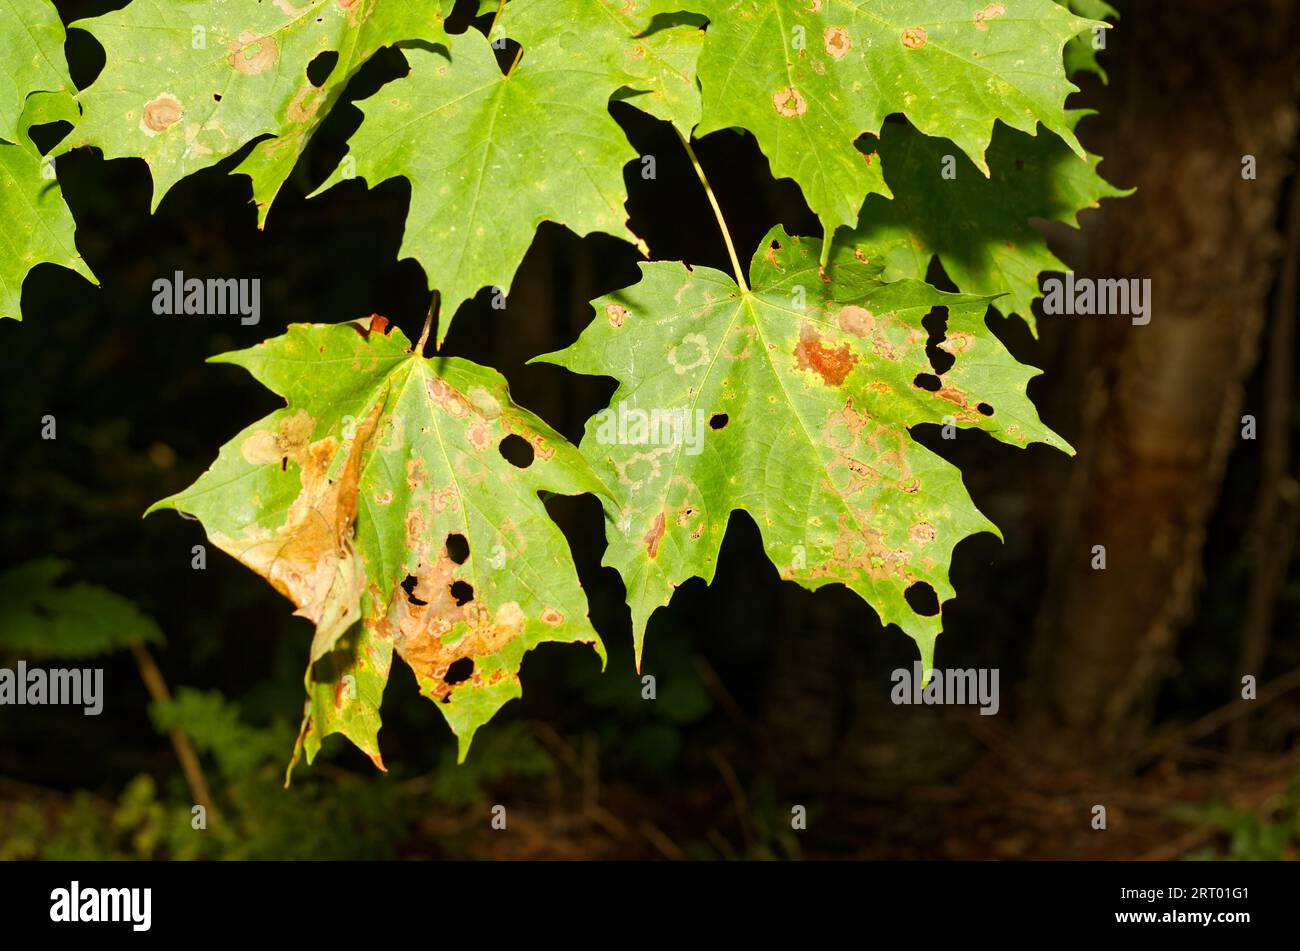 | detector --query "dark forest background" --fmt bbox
[1,0,1298,859]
